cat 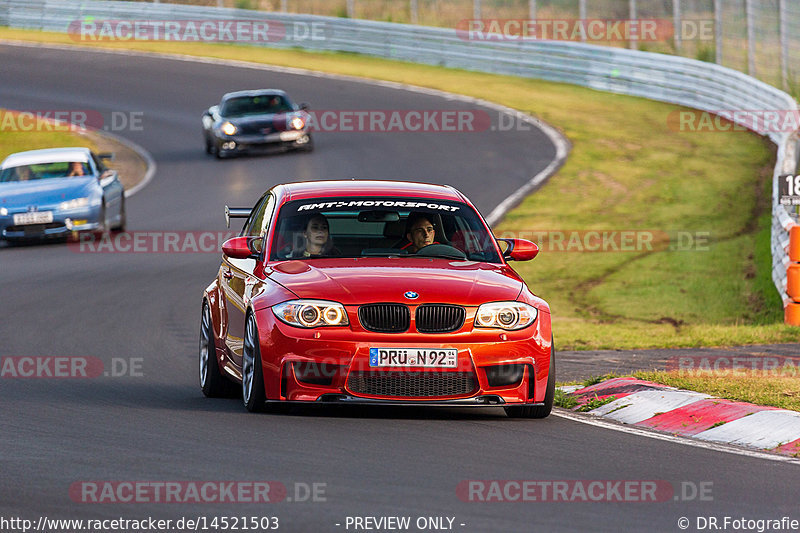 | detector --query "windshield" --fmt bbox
[220,95,293,117]
[269,197,502,263]
[0,161,90,183]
